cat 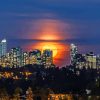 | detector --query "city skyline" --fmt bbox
[0,38,55,68]
[0,38,100,67]
[0,1,100,99]
[1,0,100,67]
[0,38,100,69]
